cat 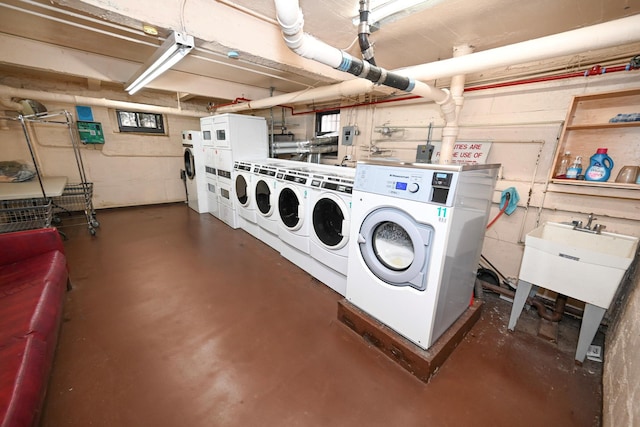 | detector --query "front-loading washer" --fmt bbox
[276,165,316,274]
[308,167,355,296]
[233,160,260,239]
[182,130,208,213]
[346,160,498,350]
[253,161,283,252]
